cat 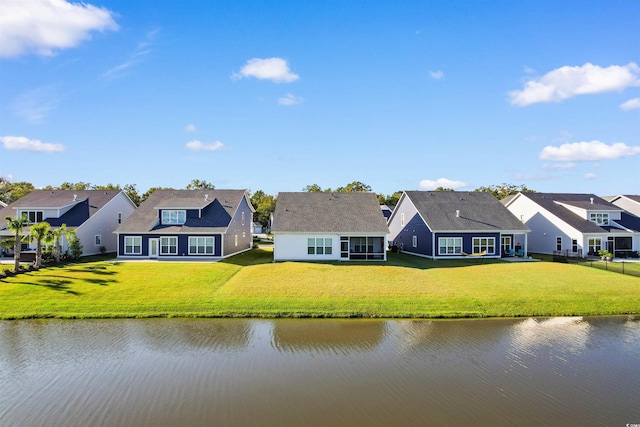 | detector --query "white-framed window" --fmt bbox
[588,238,602,254]
[589,213,609,226]
[95,235,102,246]
[400,213,405,226]
[438,237,462,255]
[242,211,245,225]
[412,235,417,247]
[572,239,578,253]
[124,236,142,254]
[161,210,186,225]
[160,236,178,255]
[189,237,214,255]
[117,212,122,224]
[556,237,562,251]
[307,238,333,255]
[19,210,44,224]
[473,237,495,254]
